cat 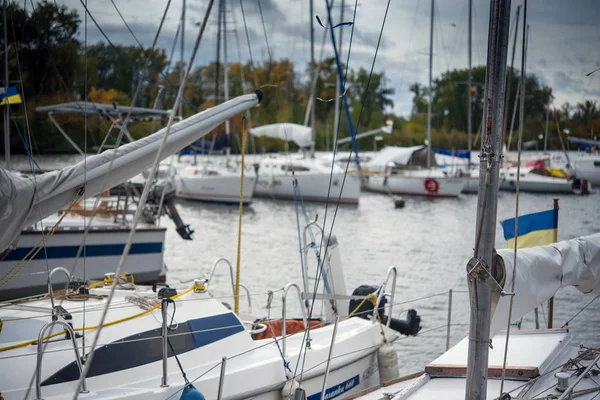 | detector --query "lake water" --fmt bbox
[8,153,600,376]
